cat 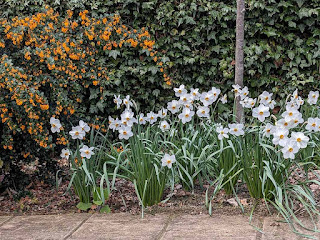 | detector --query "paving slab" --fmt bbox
[160,214,259,240]
[0,214,91,240]
[261,217,320,240]
[69,213,169,240]
[0,216,12,226]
